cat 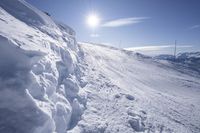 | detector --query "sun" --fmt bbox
[87,13,100,28]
